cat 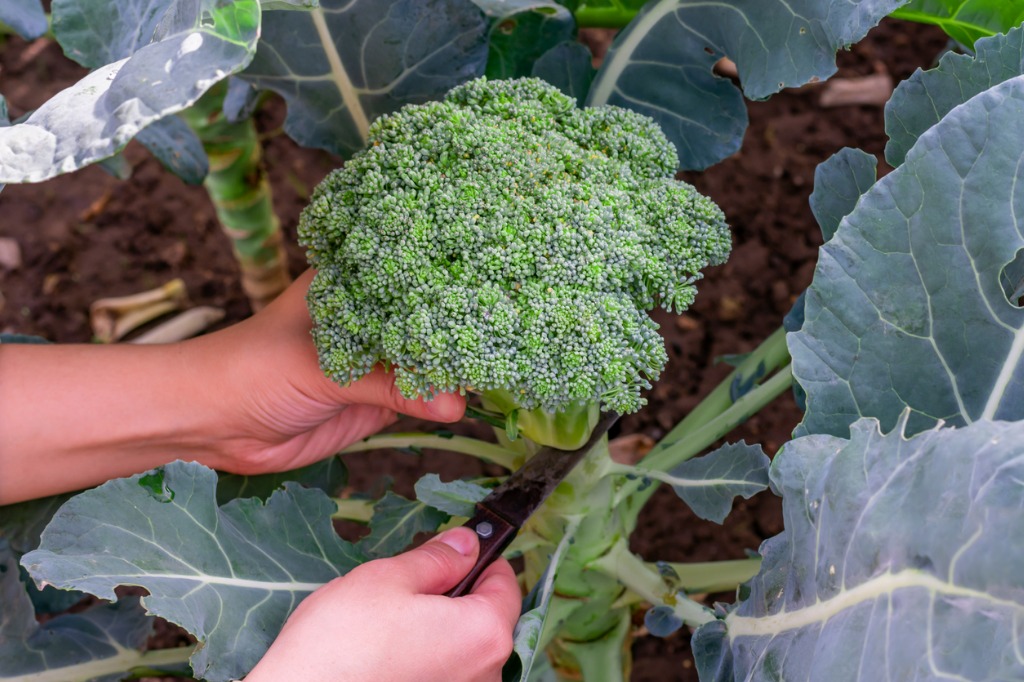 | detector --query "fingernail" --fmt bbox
[436,528,475,556]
